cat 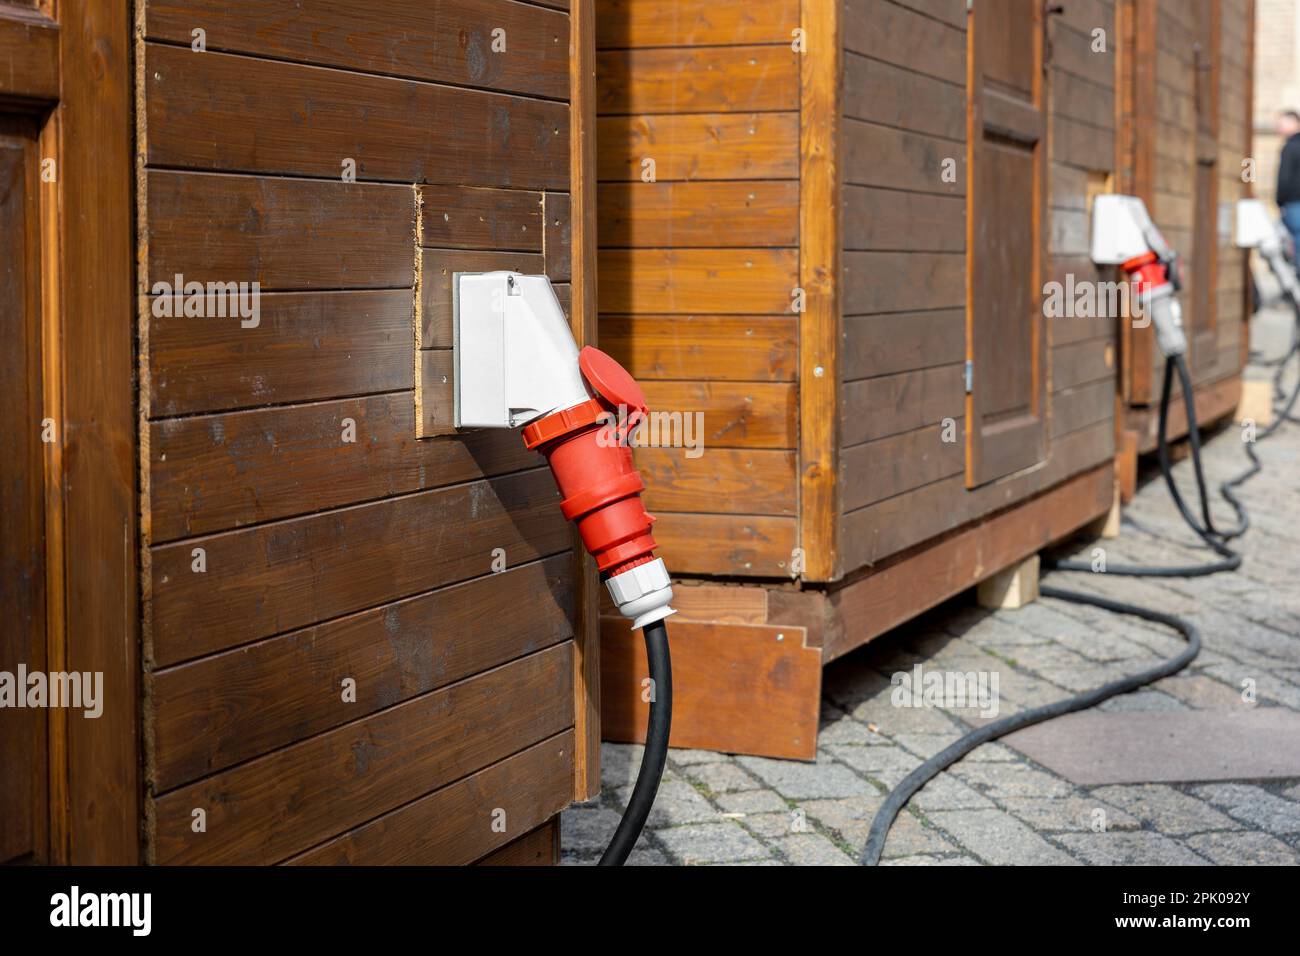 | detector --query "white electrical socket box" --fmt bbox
[1235,198,1279,251]
[453,271,591,429]
[1091,194,1167,265]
